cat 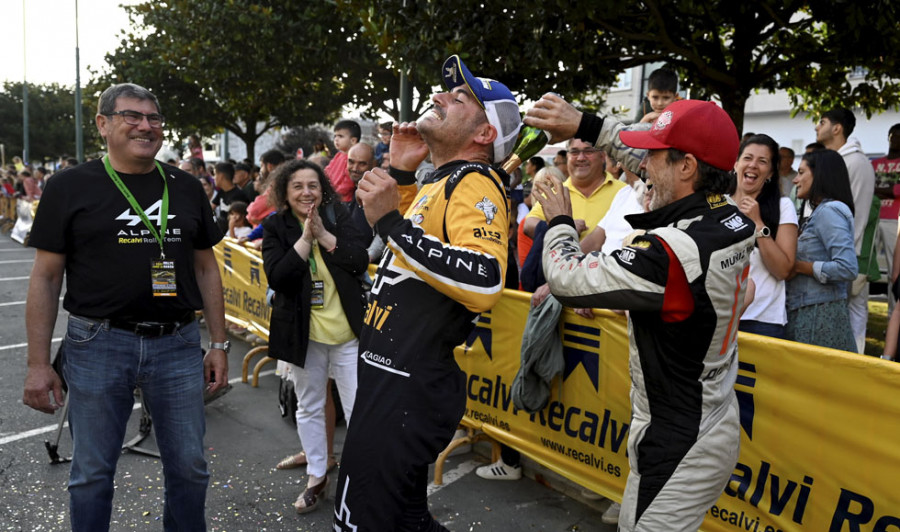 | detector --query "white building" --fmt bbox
[603,66,899,161]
